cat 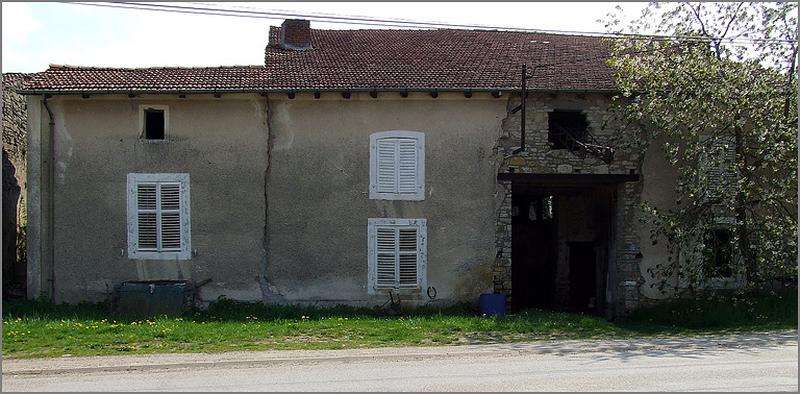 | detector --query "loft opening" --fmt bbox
[548,110,588,150]
[141,105,168,140]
